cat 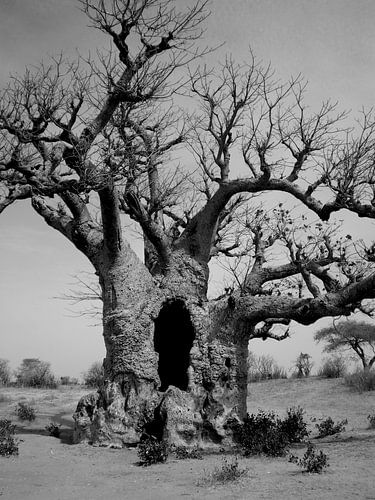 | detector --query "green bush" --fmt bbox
[344,369,375,392]
[231,406,309,457]
[15,358,57,388]
[316,417,347,438]
[279,406,310,443]
[45,422,61,438]
[137,435,168,466]
[318,356,347,378]
[289,443,329,473]
[231,410,289,457]
[16,402,36,422]
[0,419,18,457]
